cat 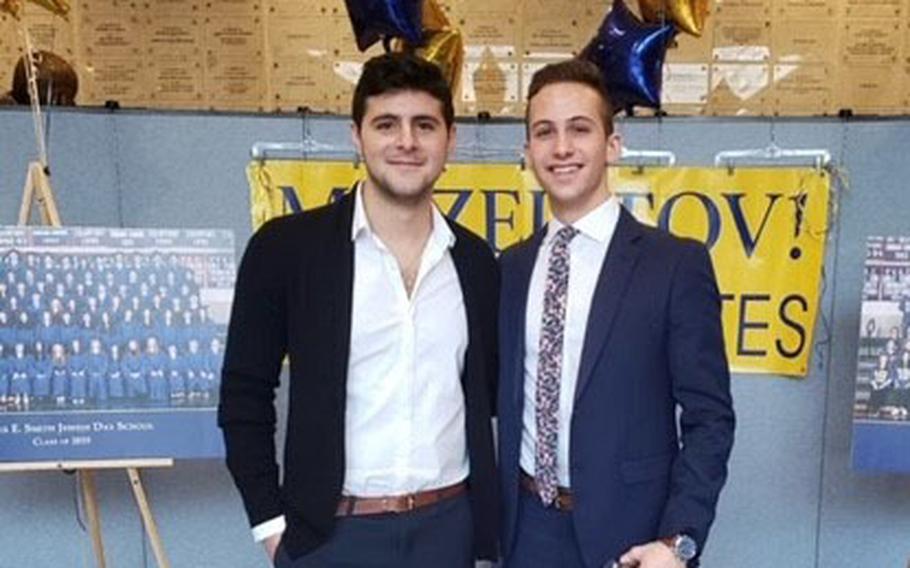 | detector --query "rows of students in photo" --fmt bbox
[863,265,910,304]
[0,333,225,412]
[867,334,910,420]
[0,305,217,358]
[0,248,224,338]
